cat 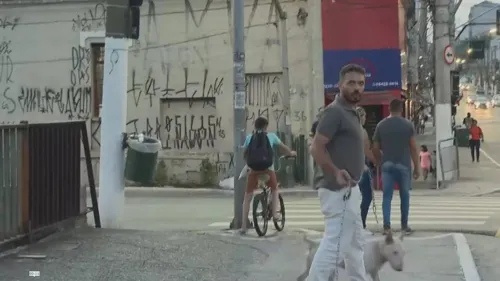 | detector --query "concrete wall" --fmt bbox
[0,0,316,186]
